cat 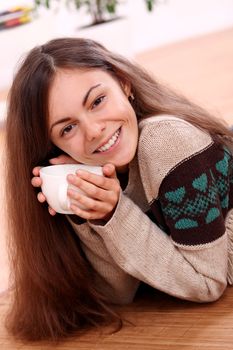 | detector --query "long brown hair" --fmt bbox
[5,37,232,342]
